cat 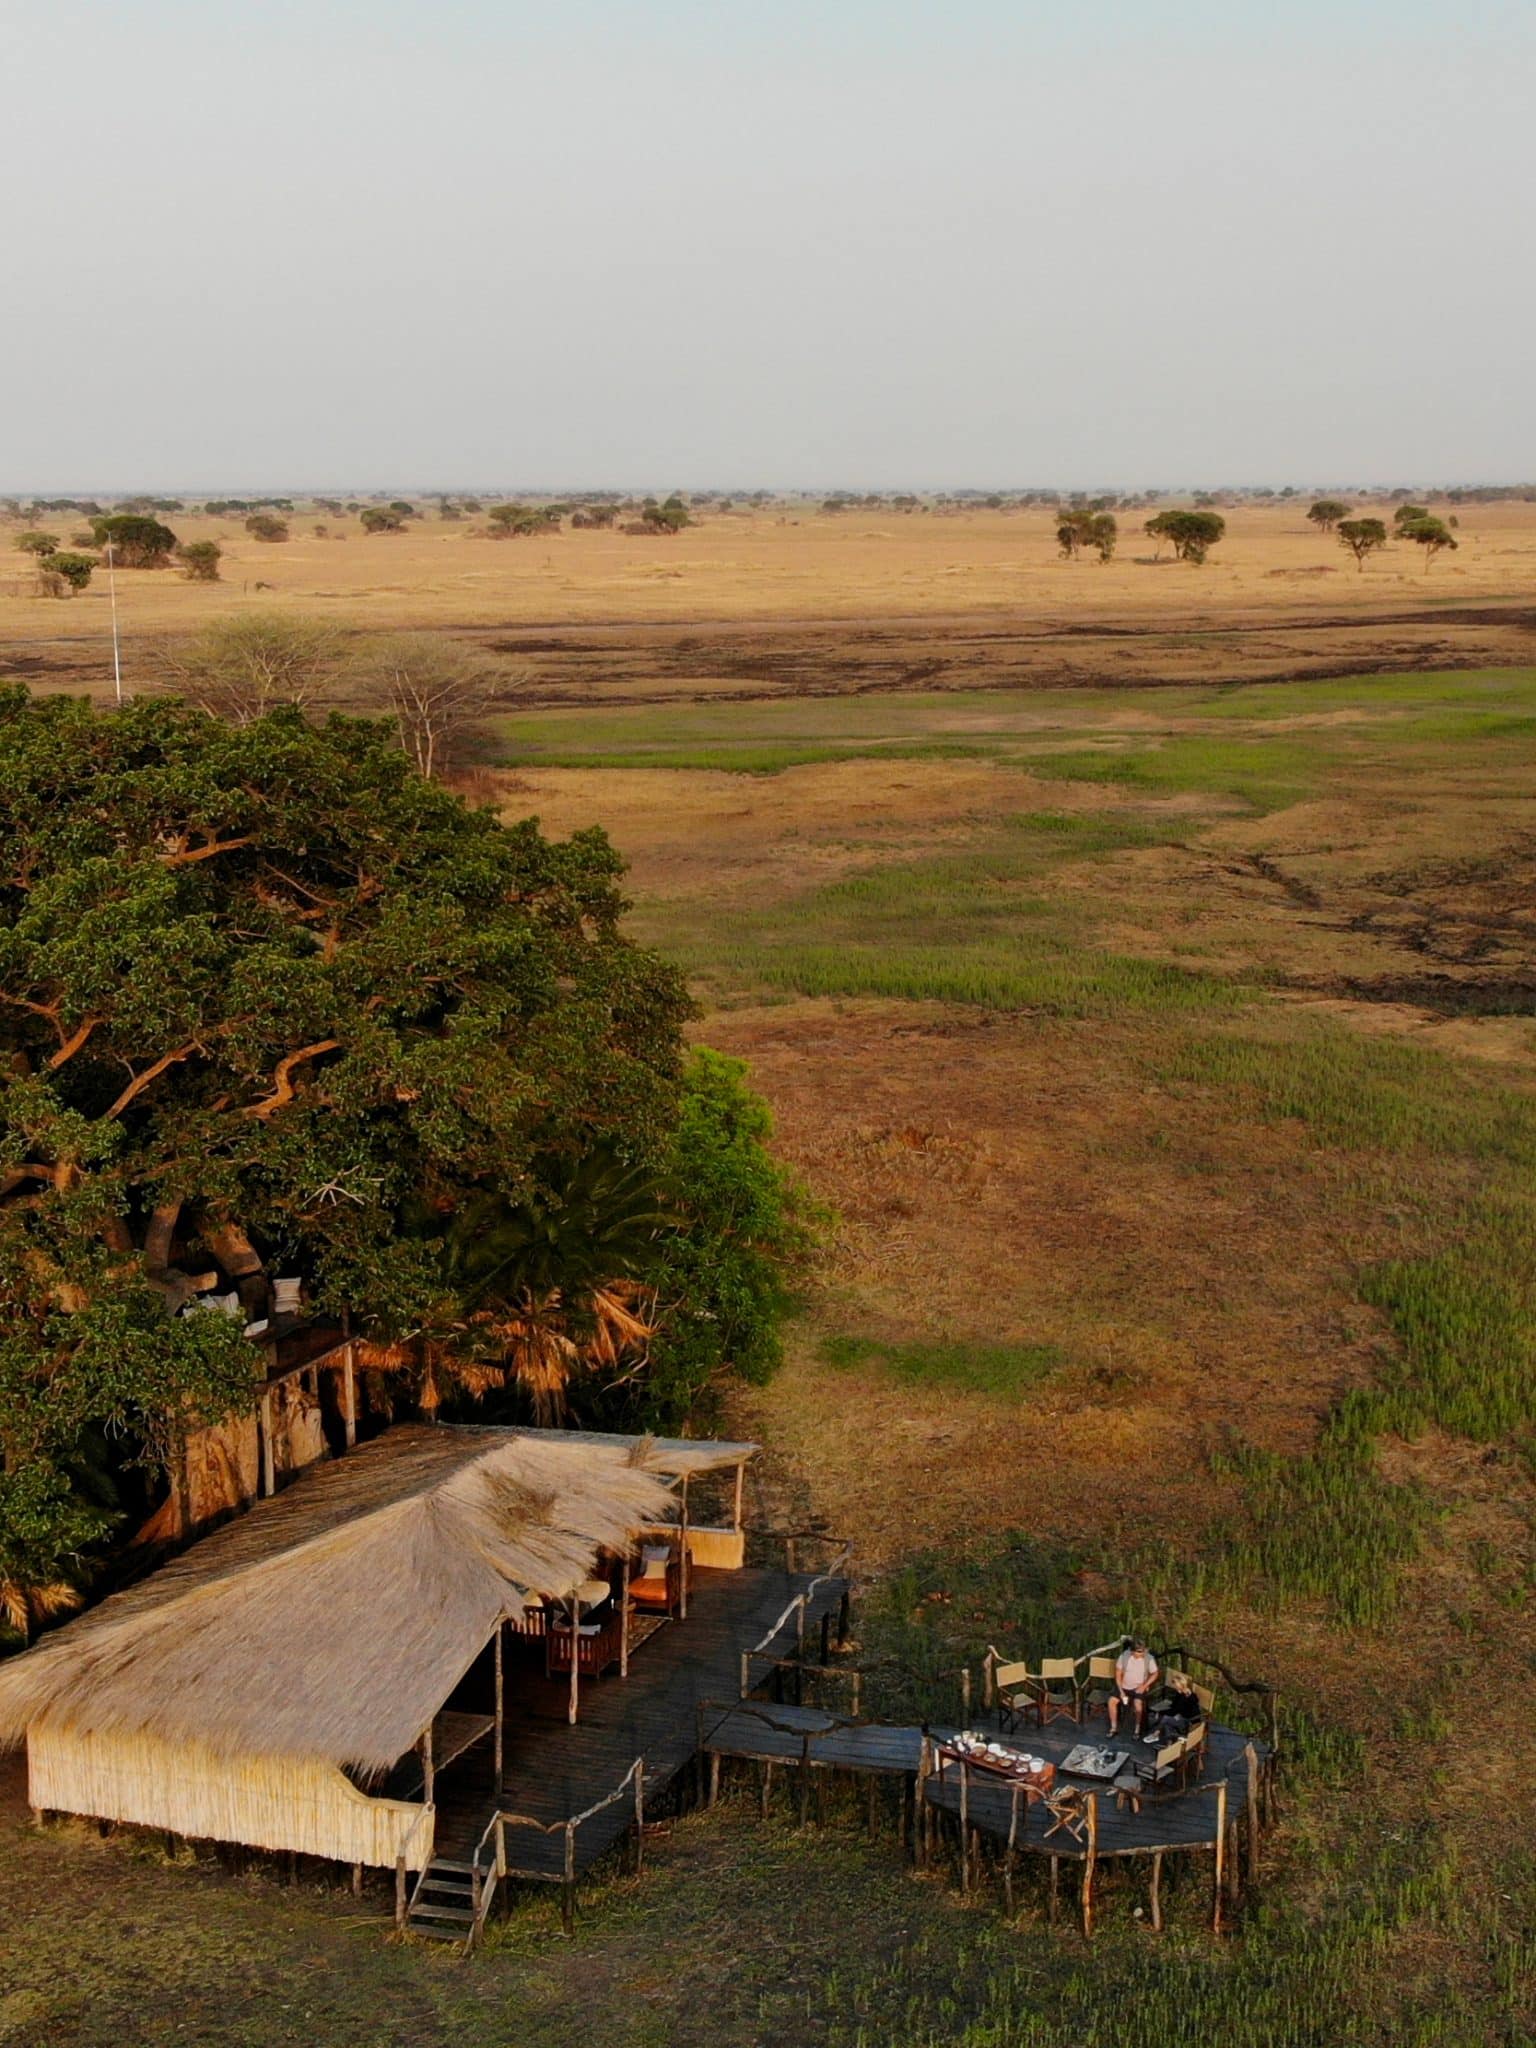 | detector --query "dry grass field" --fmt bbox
[4,499,1536,700]
[3,523,1535,2044]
